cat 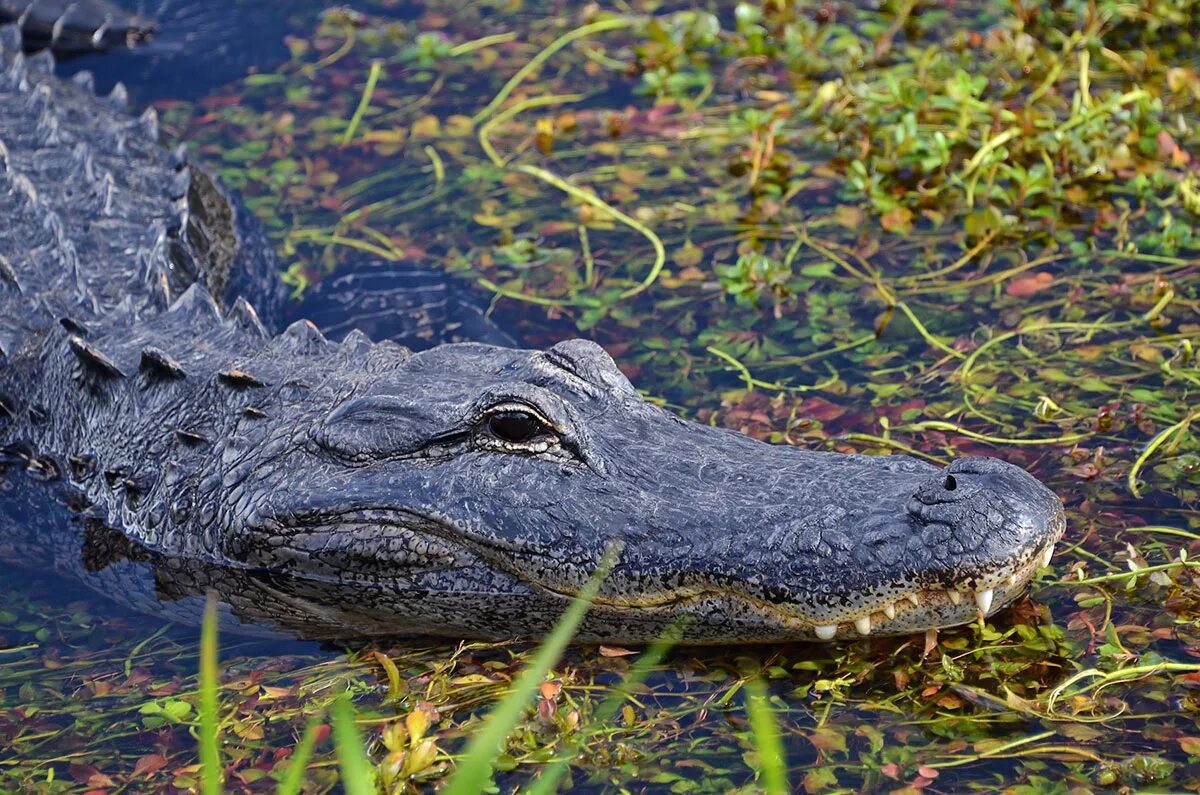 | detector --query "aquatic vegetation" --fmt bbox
[3,0,1200,791]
